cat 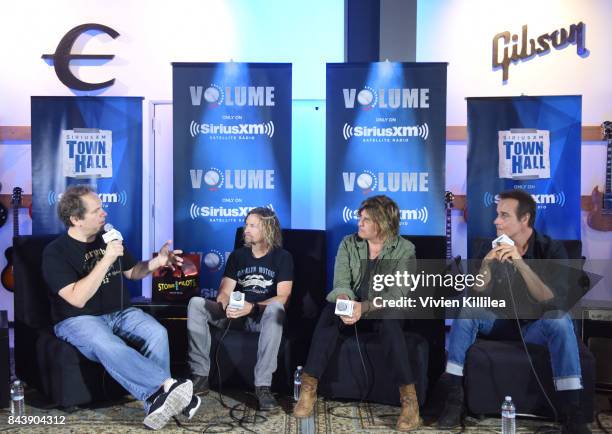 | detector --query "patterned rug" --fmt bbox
[0,388,610,433]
